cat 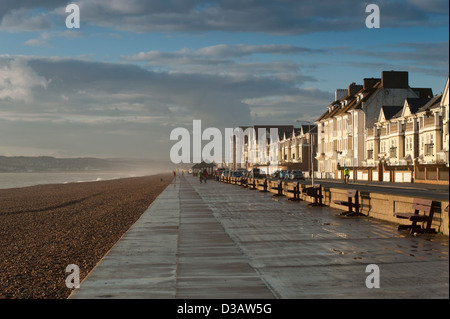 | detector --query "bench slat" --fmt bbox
[395,212,417,219]
[411,204,431,212]
[346,190,357,197]
[395,212,431,222]
[413,198,432,206]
